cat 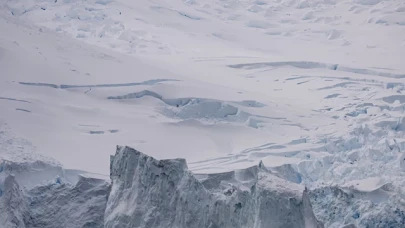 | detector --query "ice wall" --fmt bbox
[105,146,323,228]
